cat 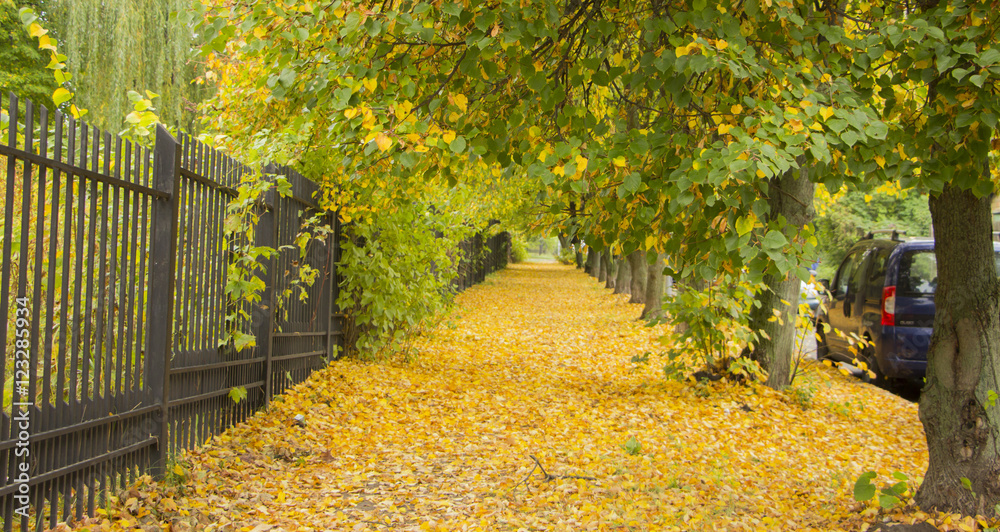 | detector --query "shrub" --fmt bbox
[510,237,529,263]
[337,202,467,360]
[556,247,576,265]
